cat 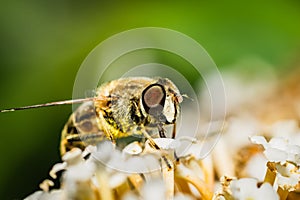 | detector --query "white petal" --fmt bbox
[250,136,268,148]
[125,156,148,173]
[287,145,300,164]
[92,141,114,163]
[294,154,300,165]
[269,137,288,151]
[25,190,63,200]
[106,150,125,171]
[231,178,258,199]
[275,163,300,190]
[44,190,63,200]
[288,145,300,154]
[65,163,94,182]
[256,183,279,200]
[264,148,288,162]
[62,148,83,165]
[152,138,177,150]
[277,174,299,190]
[24,191,43,200]
[49,162,67,179]
[123,141,142,155]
